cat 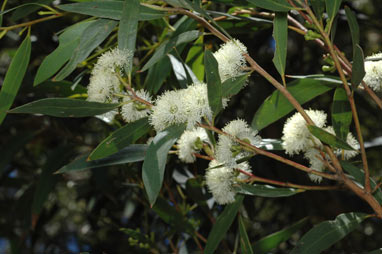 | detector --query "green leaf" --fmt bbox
[308,125,355,150]
[141,30,200,72]
[0,35,31,125]
[246,0,294,11]
[205,195,244,254]
[54,19,117,81]
[239,215,254,254]
[332,87,352,141]
[344,6,359,45]
[272,12,288,78]
[57,1,166,21]
[253,217,308,254]
[287,74,342,84]
[168,54,190,88]
[310,0,325,21]
[204,50,222,116]
[251,79,337,131]
[56,144,147,174]
[118,0,139,72]
[325,0,342,31]
[10,0,53,21]
[89,118,150,160]
[259,138,284,150]
[142,124,186,206]
[290,212,367,254]
[235,183,303,197]
[8,98,119,118]
[34,21,93,86]
[351,45,366,88]
[152,197,195,235]
[144,57,172,94]
[32,146,73,215]
[35,80,87,97]
[221,74,249,98]
[186,36,204,81]
[340,161,382,203]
